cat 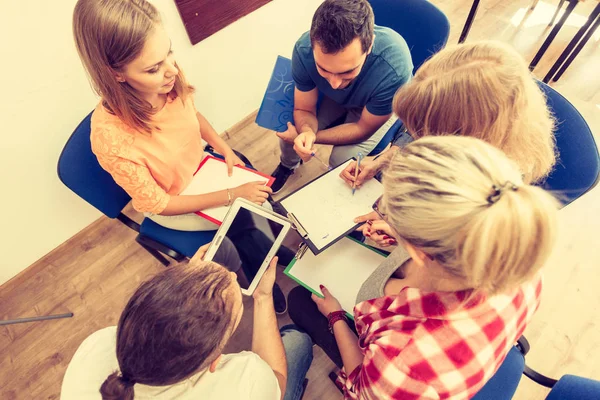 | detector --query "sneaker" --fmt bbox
[273,283,287,314]
[271,163,295,194]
